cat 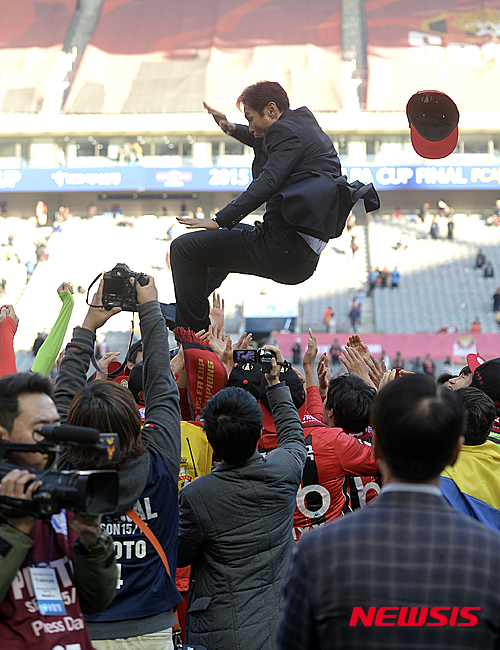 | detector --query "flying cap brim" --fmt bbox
[407,90,459,160]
